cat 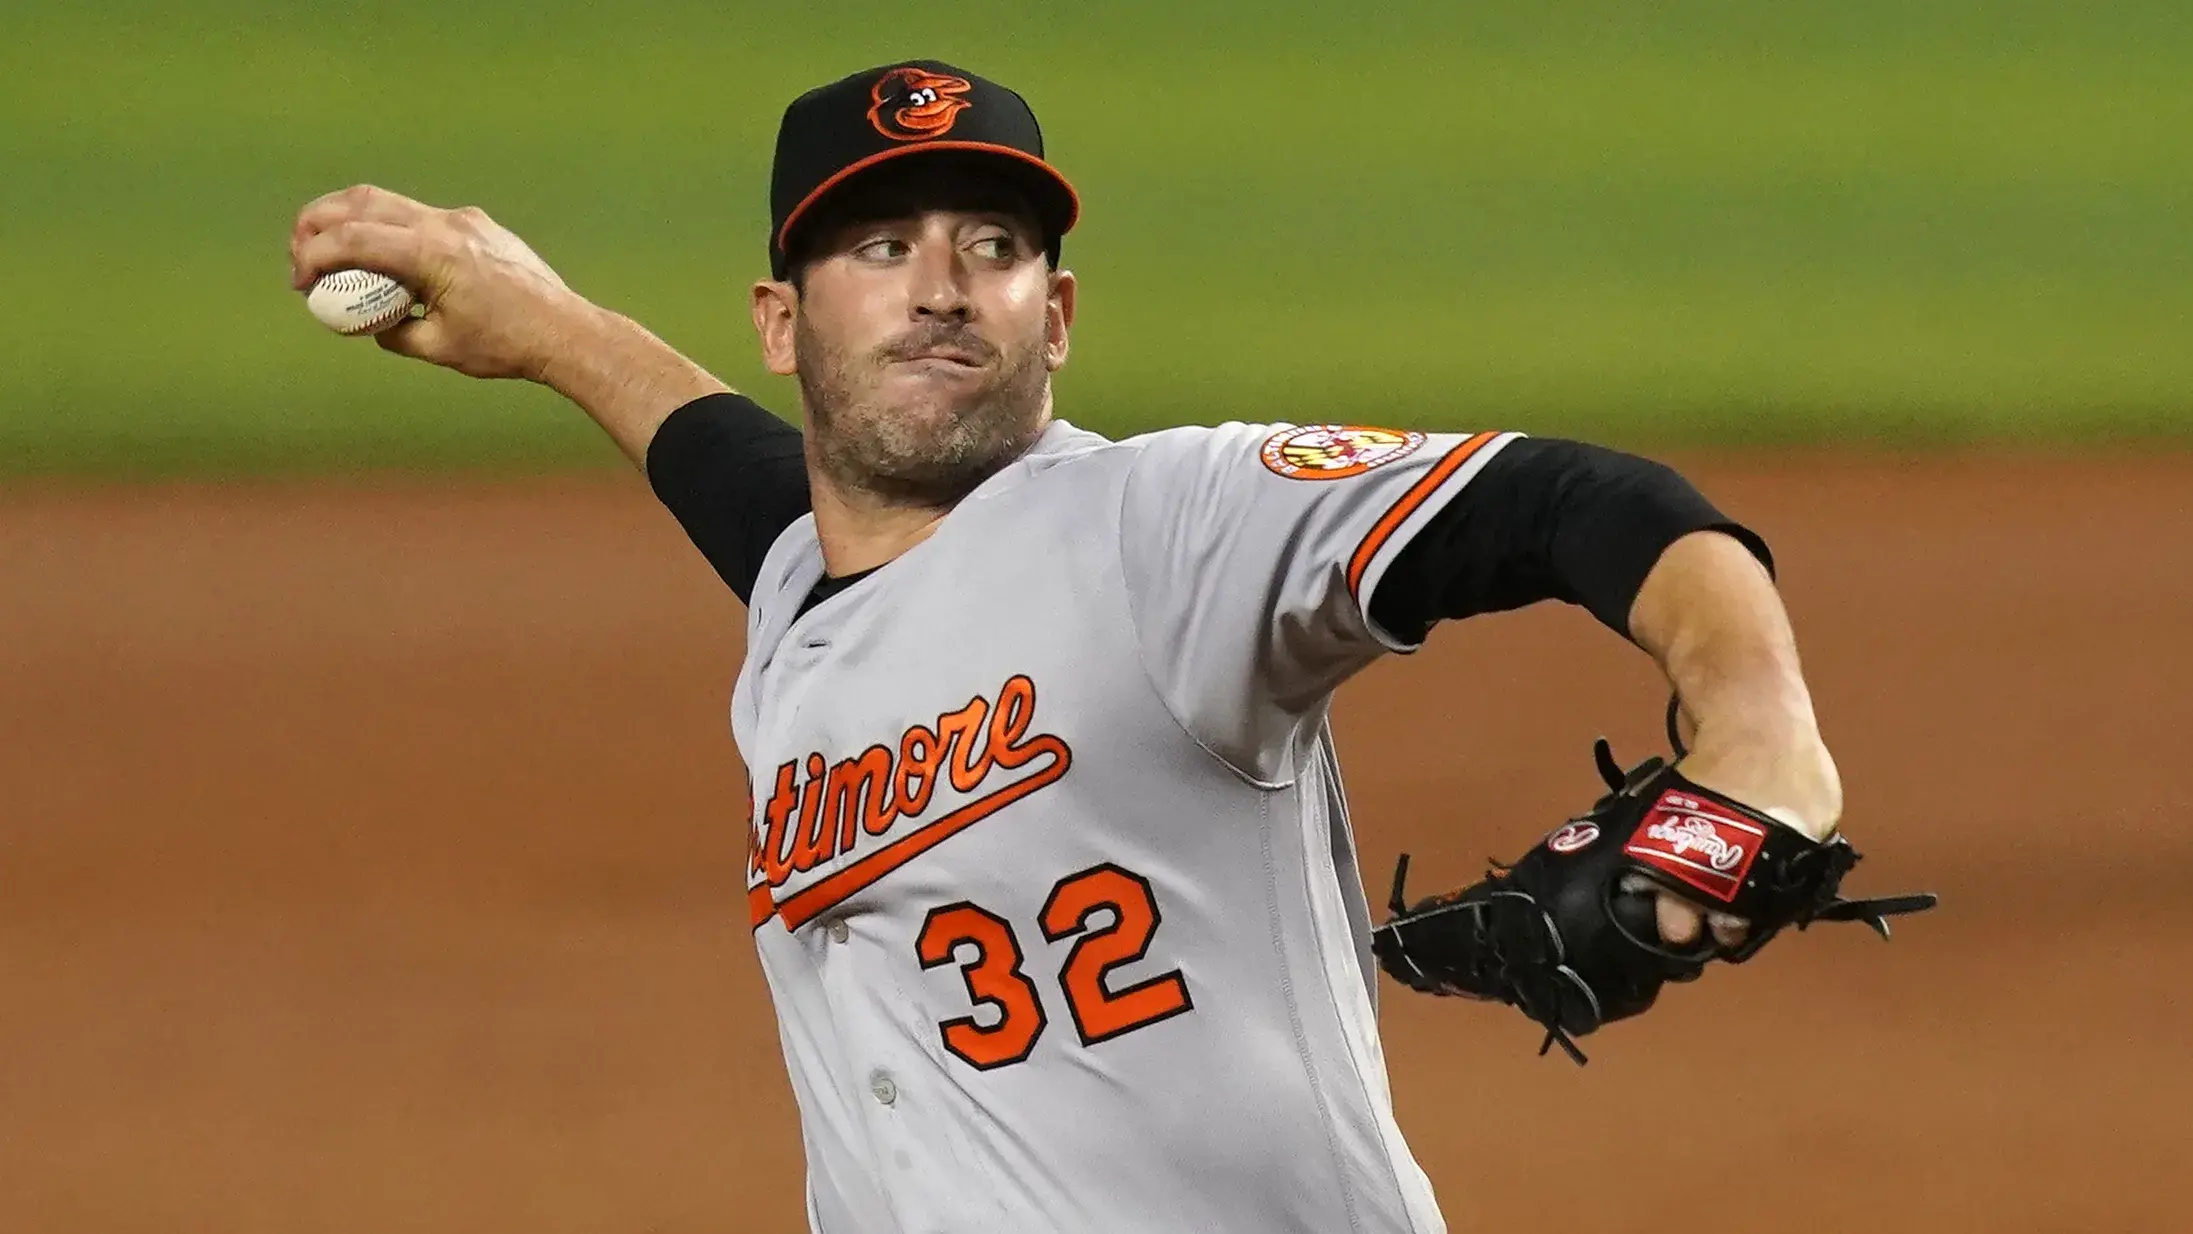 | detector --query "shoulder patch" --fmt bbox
[1258,425,1427,480]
